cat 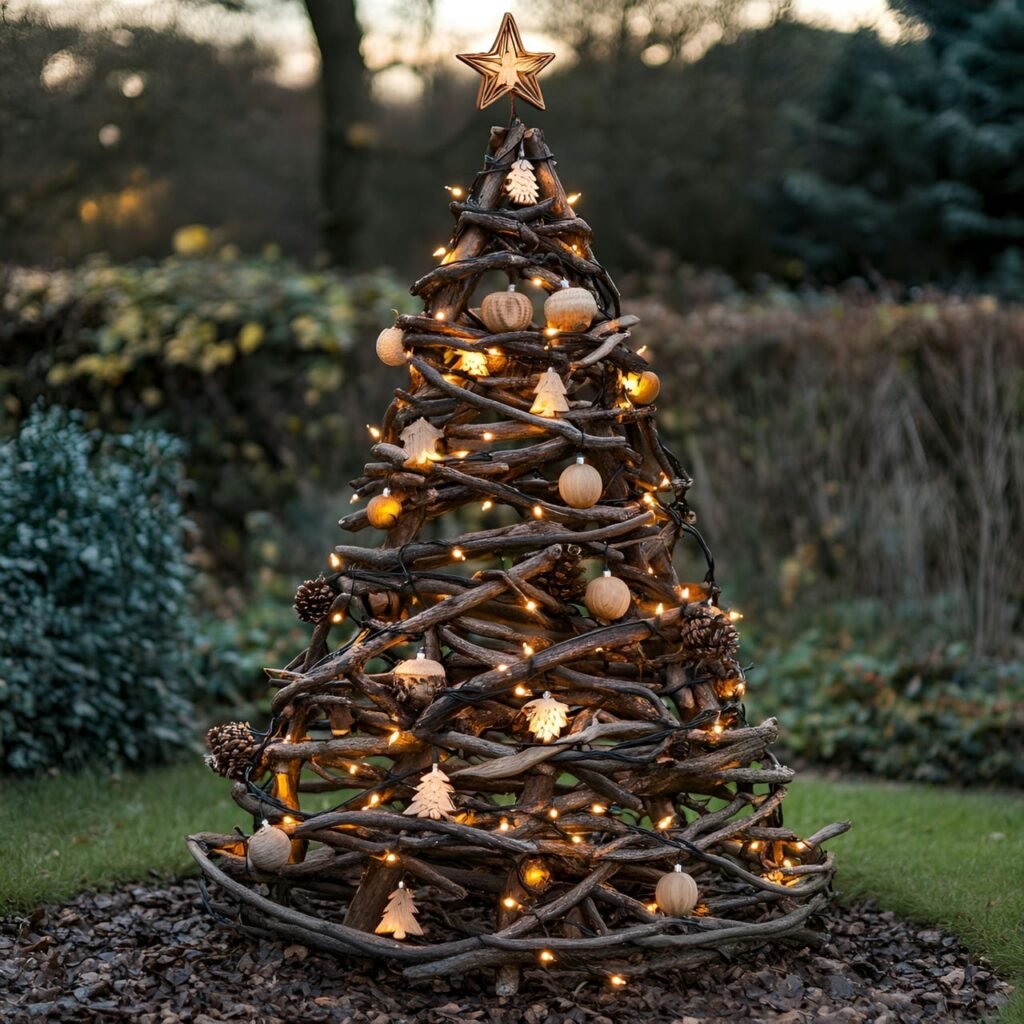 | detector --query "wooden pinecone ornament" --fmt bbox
[531,544,585,604]
[294,576,335,623]
[205,721,259,780]
[679,605,740,661]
